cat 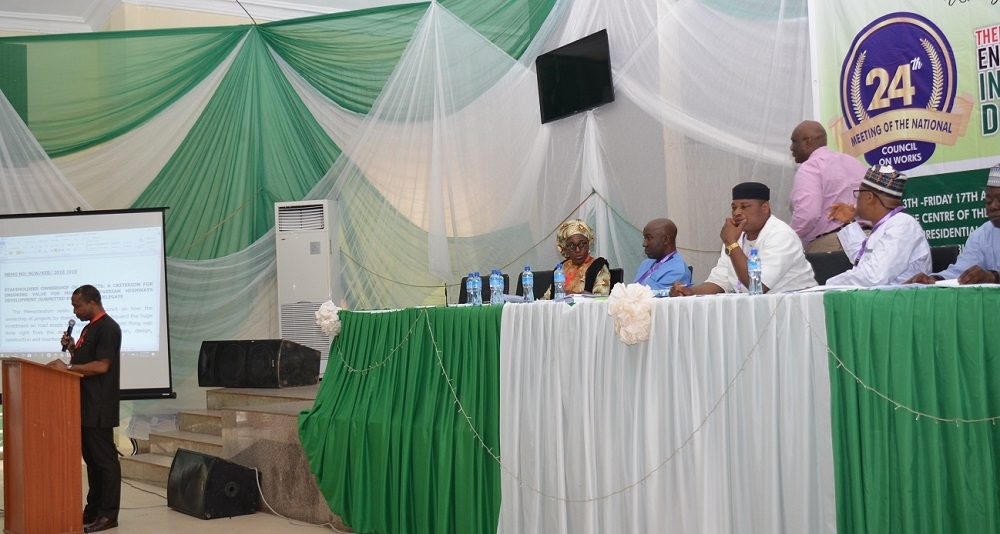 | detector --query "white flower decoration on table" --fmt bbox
[606,283,654,345]
[315,300,343,338]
